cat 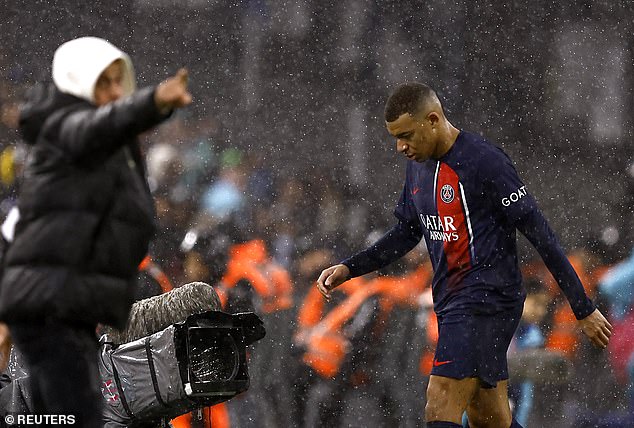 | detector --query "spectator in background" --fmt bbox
[372,246,431,427]
[314,174,345,248]
[180,218,232,288]
[146,139,183,197]
[149,192,192,282]
[244,151,276,207]
[600,248,634,411]
[0,37,190,425]
[216,227,295,428]
[0,98,25,217]
[599,249,634,321]
[180,114,224,204]
[508,278,550,427]
[200,148,247,222]
[295,267,376,427]
[270,176,316,266]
